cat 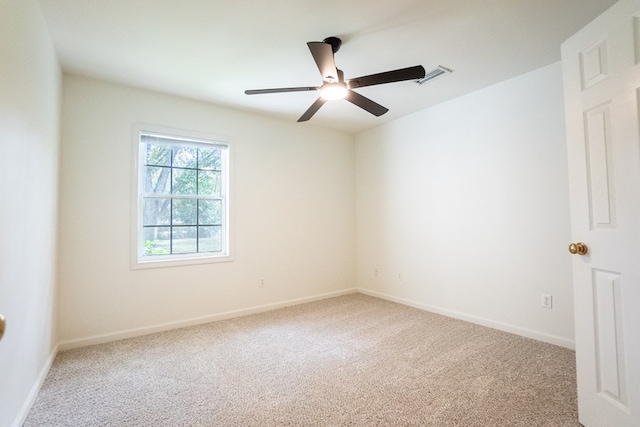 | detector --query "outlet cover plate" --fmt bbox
[541,293,553,309]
